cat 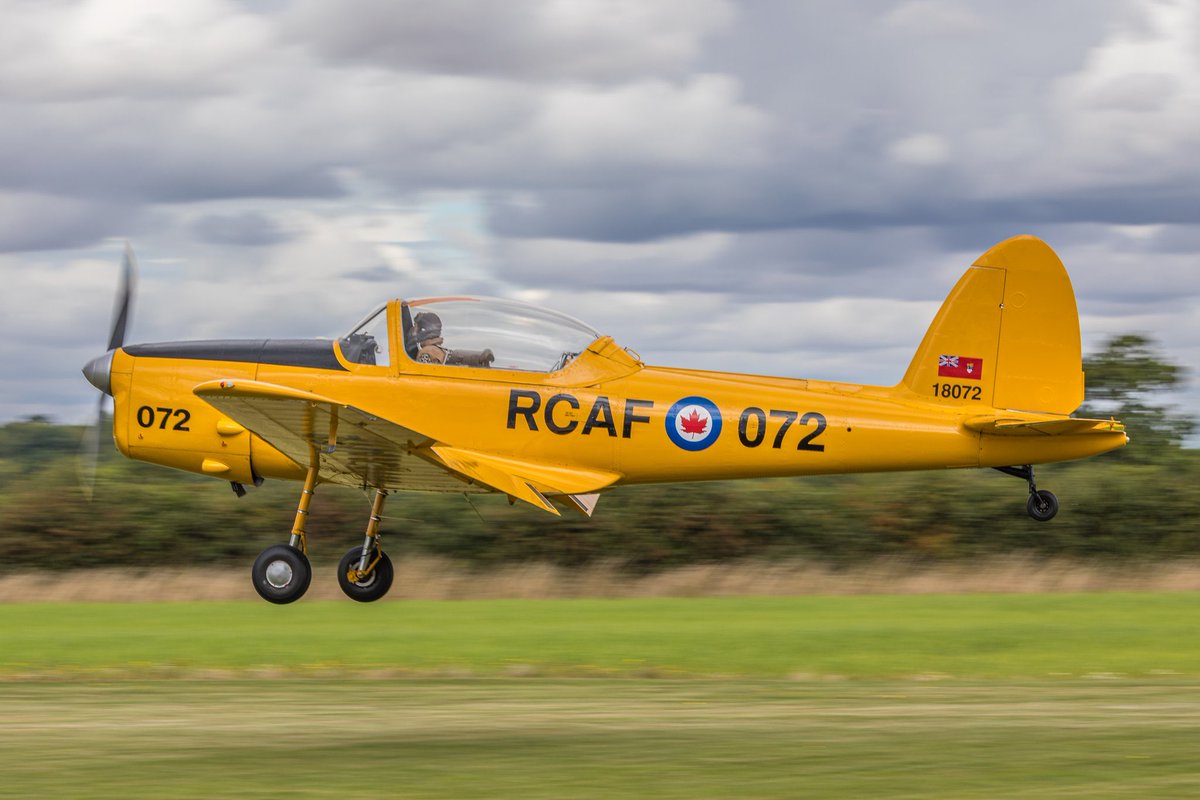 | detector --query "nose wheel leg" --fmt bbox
[338,489,395,602]
[994,465,1059,522]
